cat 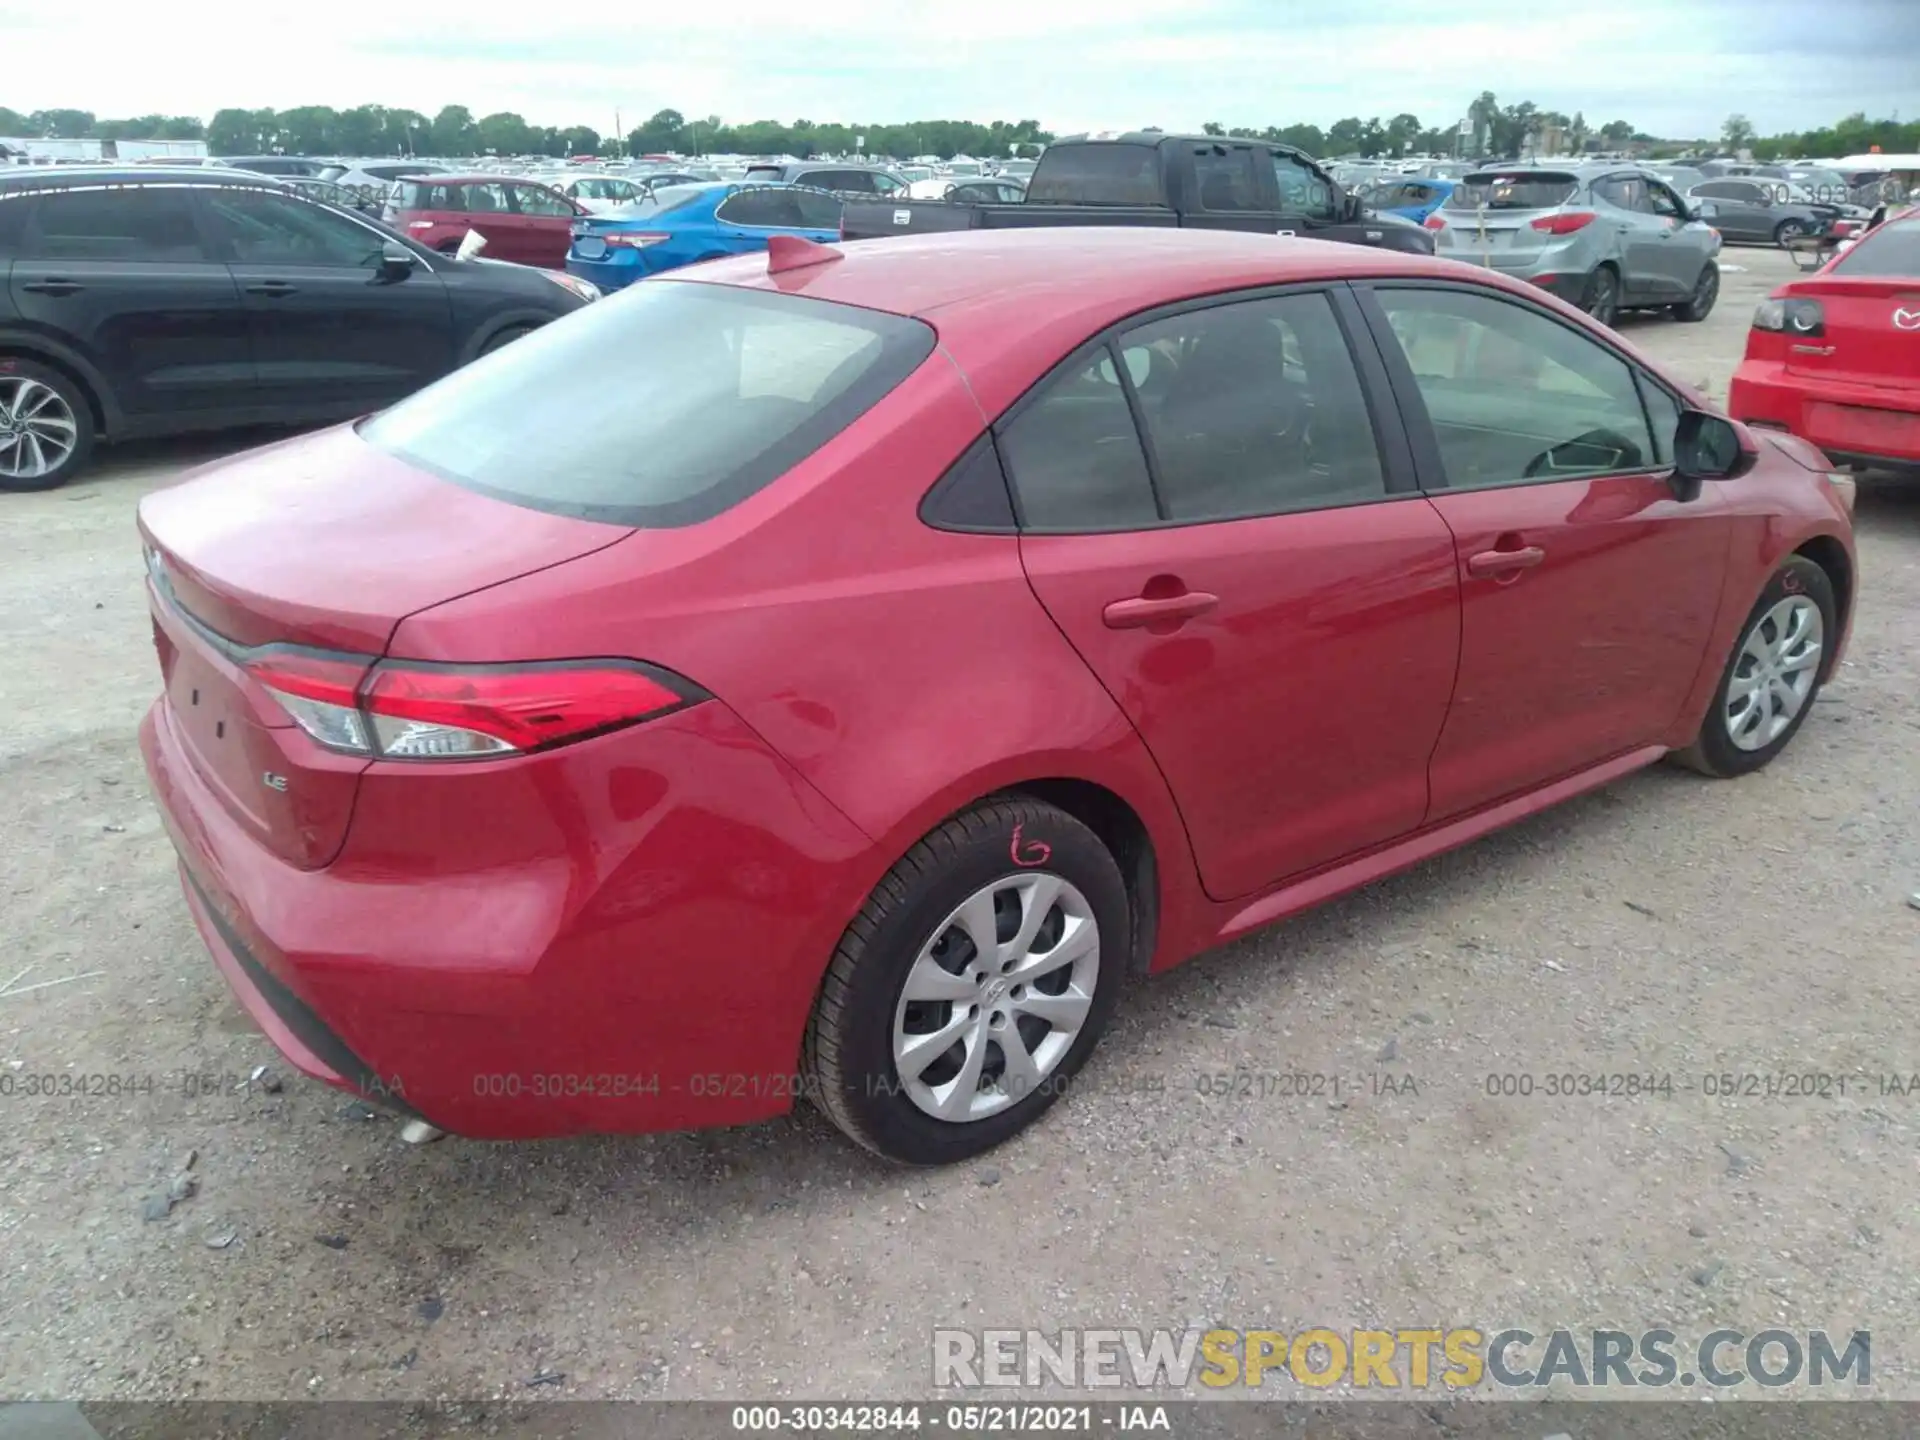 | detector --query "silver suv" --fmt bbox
[1429,164,1721,327]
